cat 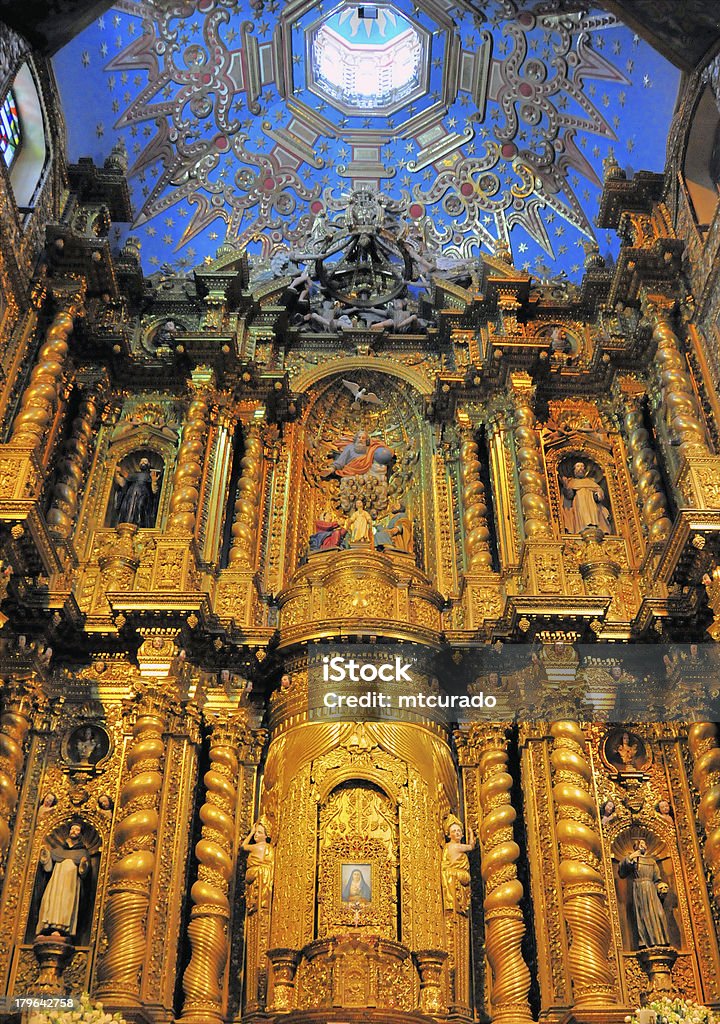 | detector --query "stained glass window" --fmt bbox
[0,90,21,168]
